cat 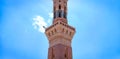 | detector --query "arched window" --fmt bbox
[59,5,61,9]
